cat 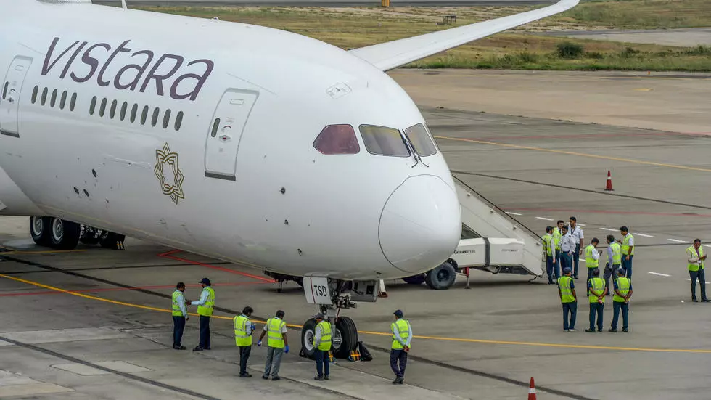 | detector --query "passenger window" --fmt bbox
[405,123,437,157]
[99,98,107,117]
[50,89,58,108]
[41,88,48,106]
[141,106,149,125]
[163,109,171,129]
[152,107,160,127]
[59,91,67,110]
[130,104,138,123]
[313,124,360,155]
[174,111,184,131]
[70,93,77,111]
[359,125,410,157]
[120,102,128,121]
[89,97,97,115]
[110,99,118,119]
[31,86,38,104]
